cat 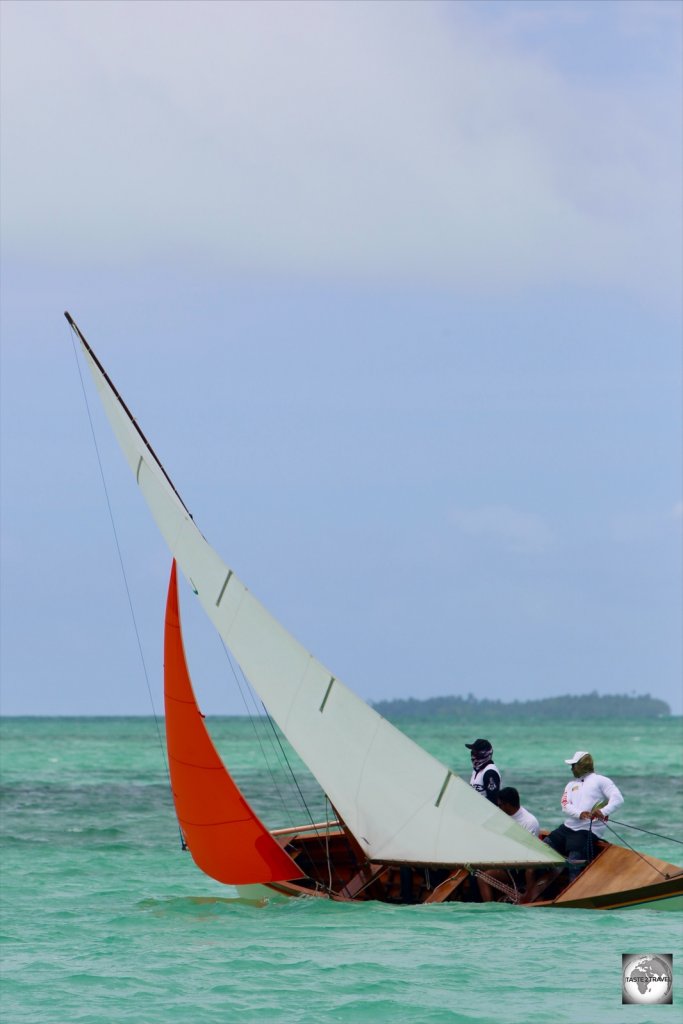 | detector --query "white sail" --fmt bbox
[77,329,563,867]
